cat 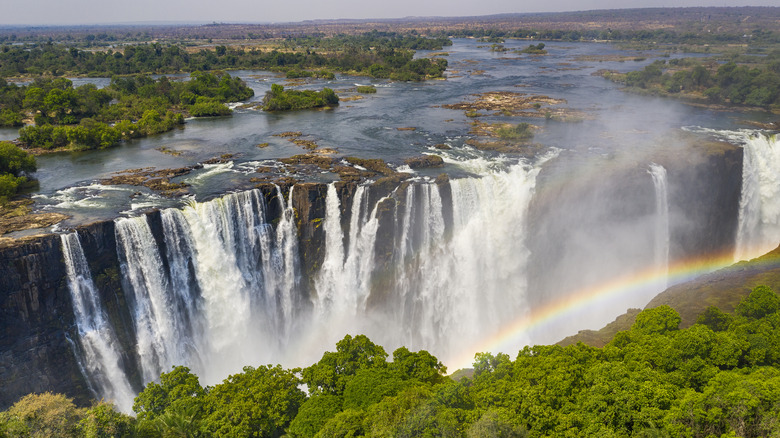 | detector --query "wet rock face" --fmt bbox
[666,146,743,262]
[526,142,743,311]
[0,234,89,409]
[292,183,329,301]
